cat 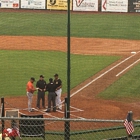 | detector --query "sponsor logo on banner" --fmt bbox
[73,0,98,11]
[0,0,19,8]
[13,3,18,7]
[75,0,84,7]
[129,0,140,12]
[102,0,107,10]
[49,0,56,5]
[133,1,140,12]
[101,0,128,12]
[21,0,45,9]
[47,0,72,10]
